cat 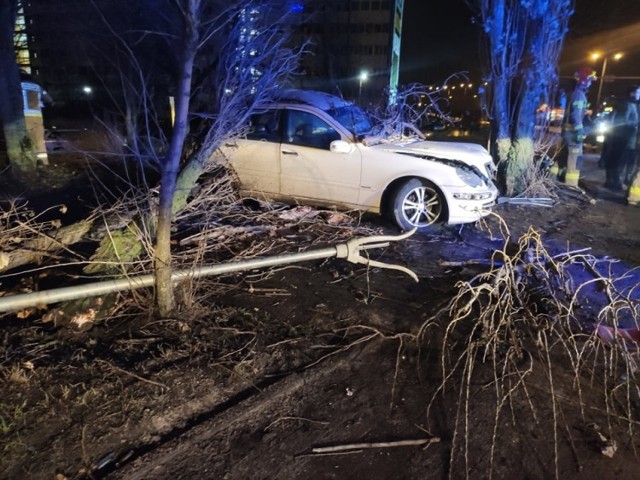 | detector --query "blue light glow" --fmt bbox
[289,3,303,13]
